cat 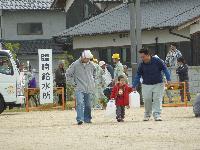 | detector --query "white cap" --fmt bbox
[82,50,93,59]
[99,61,106,67]
[154,55,159,58]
